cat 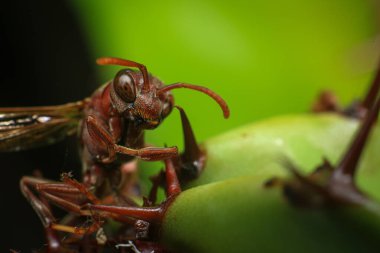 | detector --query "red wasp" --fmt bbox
[0,57,229,251]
